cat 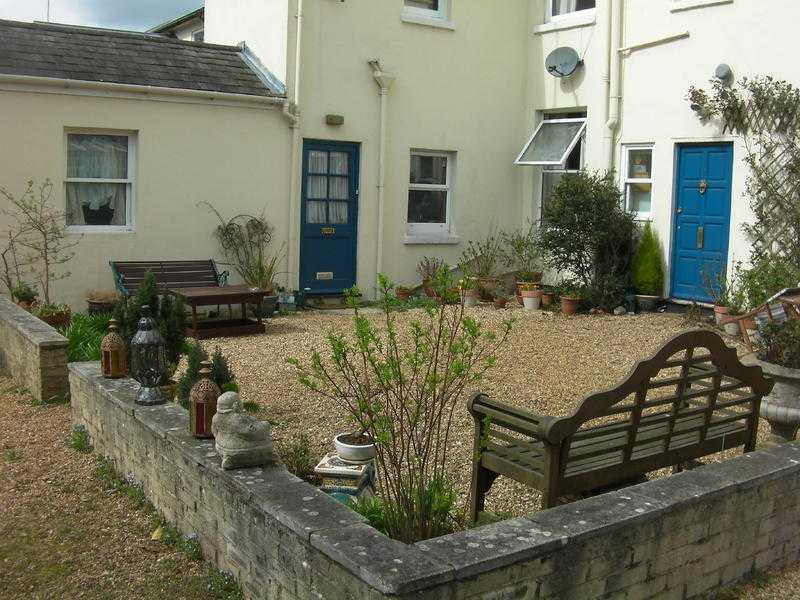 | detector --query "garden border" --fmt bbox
[0,296,68,402]
[70,361,800,600]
